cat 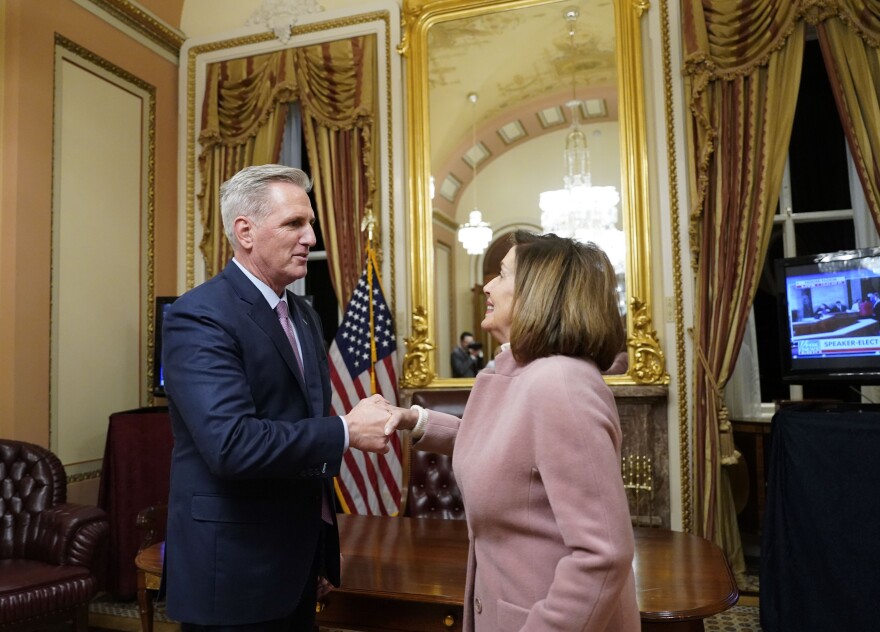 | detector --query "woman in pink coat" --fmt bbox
[388,231,640,631]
